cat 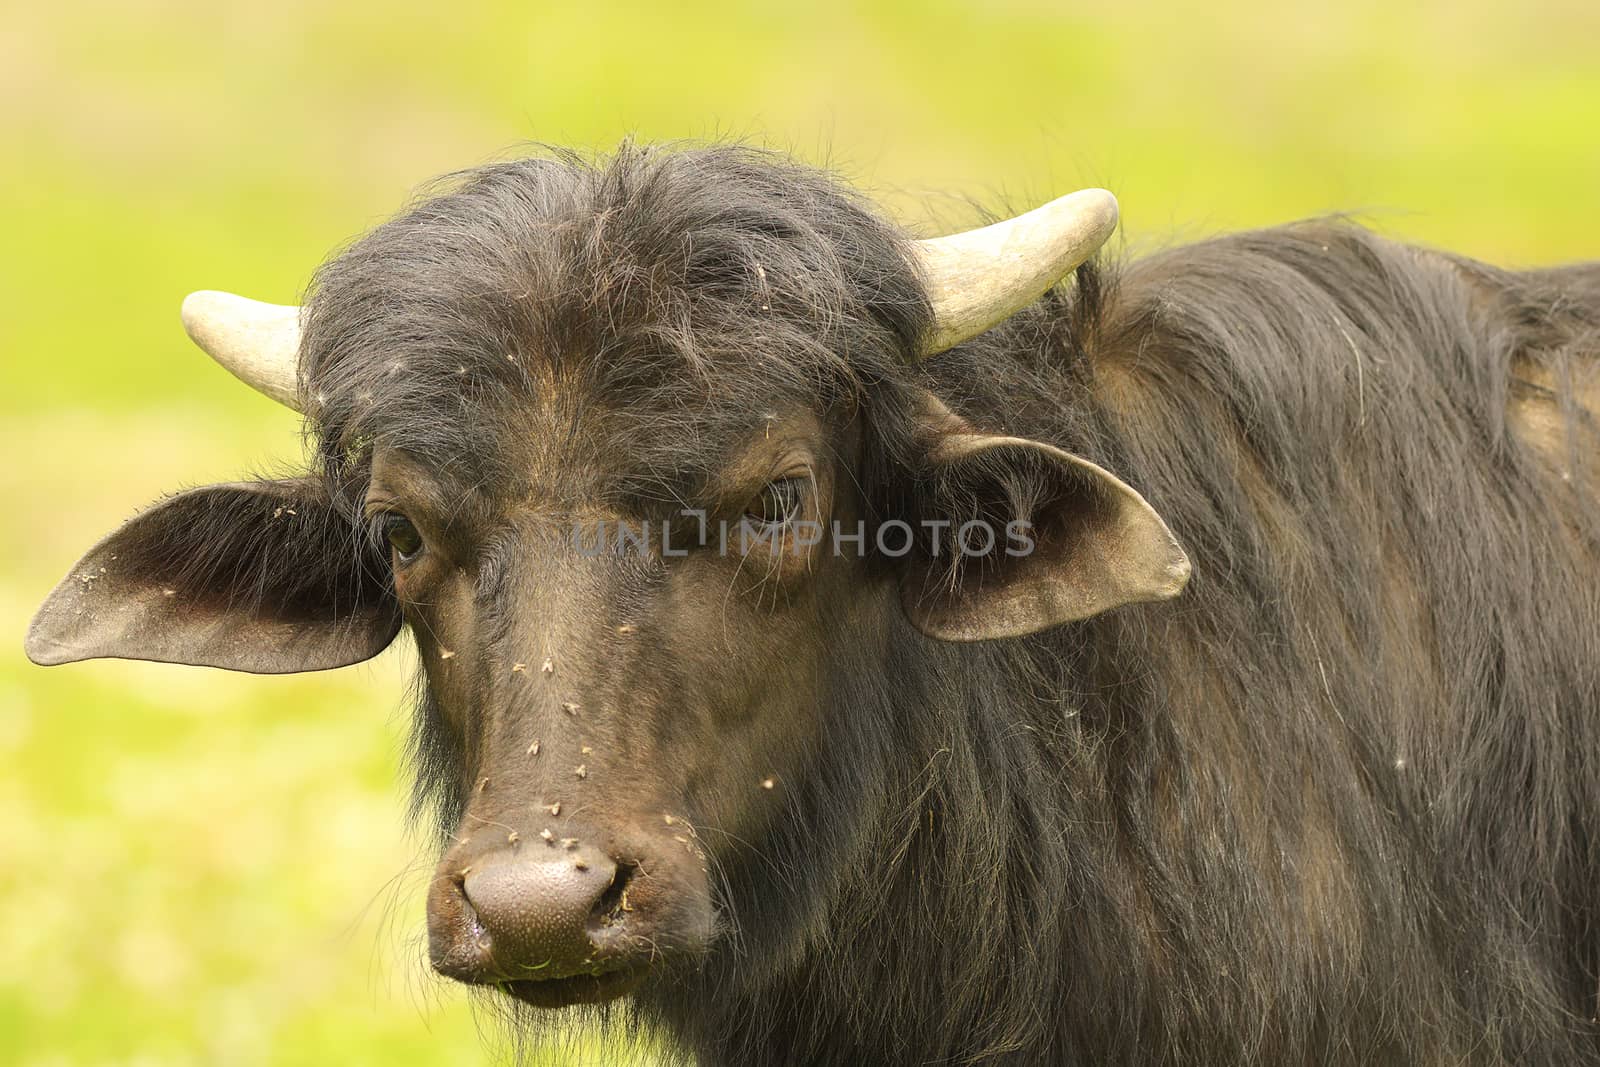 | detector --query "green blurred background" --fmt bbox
[3,1,1597,1063]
